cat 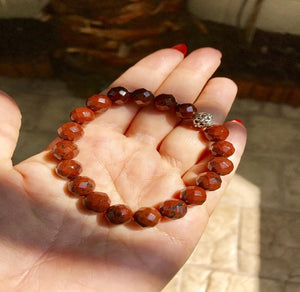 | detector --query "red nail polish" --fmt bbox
[232,119,244,125]
[171,43,187,56]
